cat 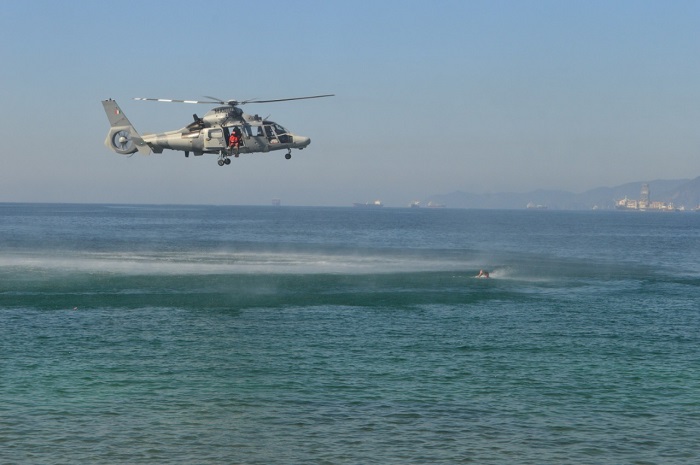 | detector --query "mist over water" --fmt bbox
[2,204,699,463]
